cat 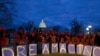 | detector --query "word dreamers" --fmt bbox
[1,43,100,56]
